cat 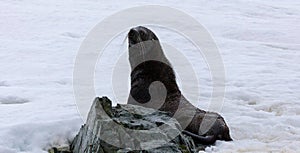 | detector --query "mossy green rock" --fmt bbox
[70,97,197,153]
